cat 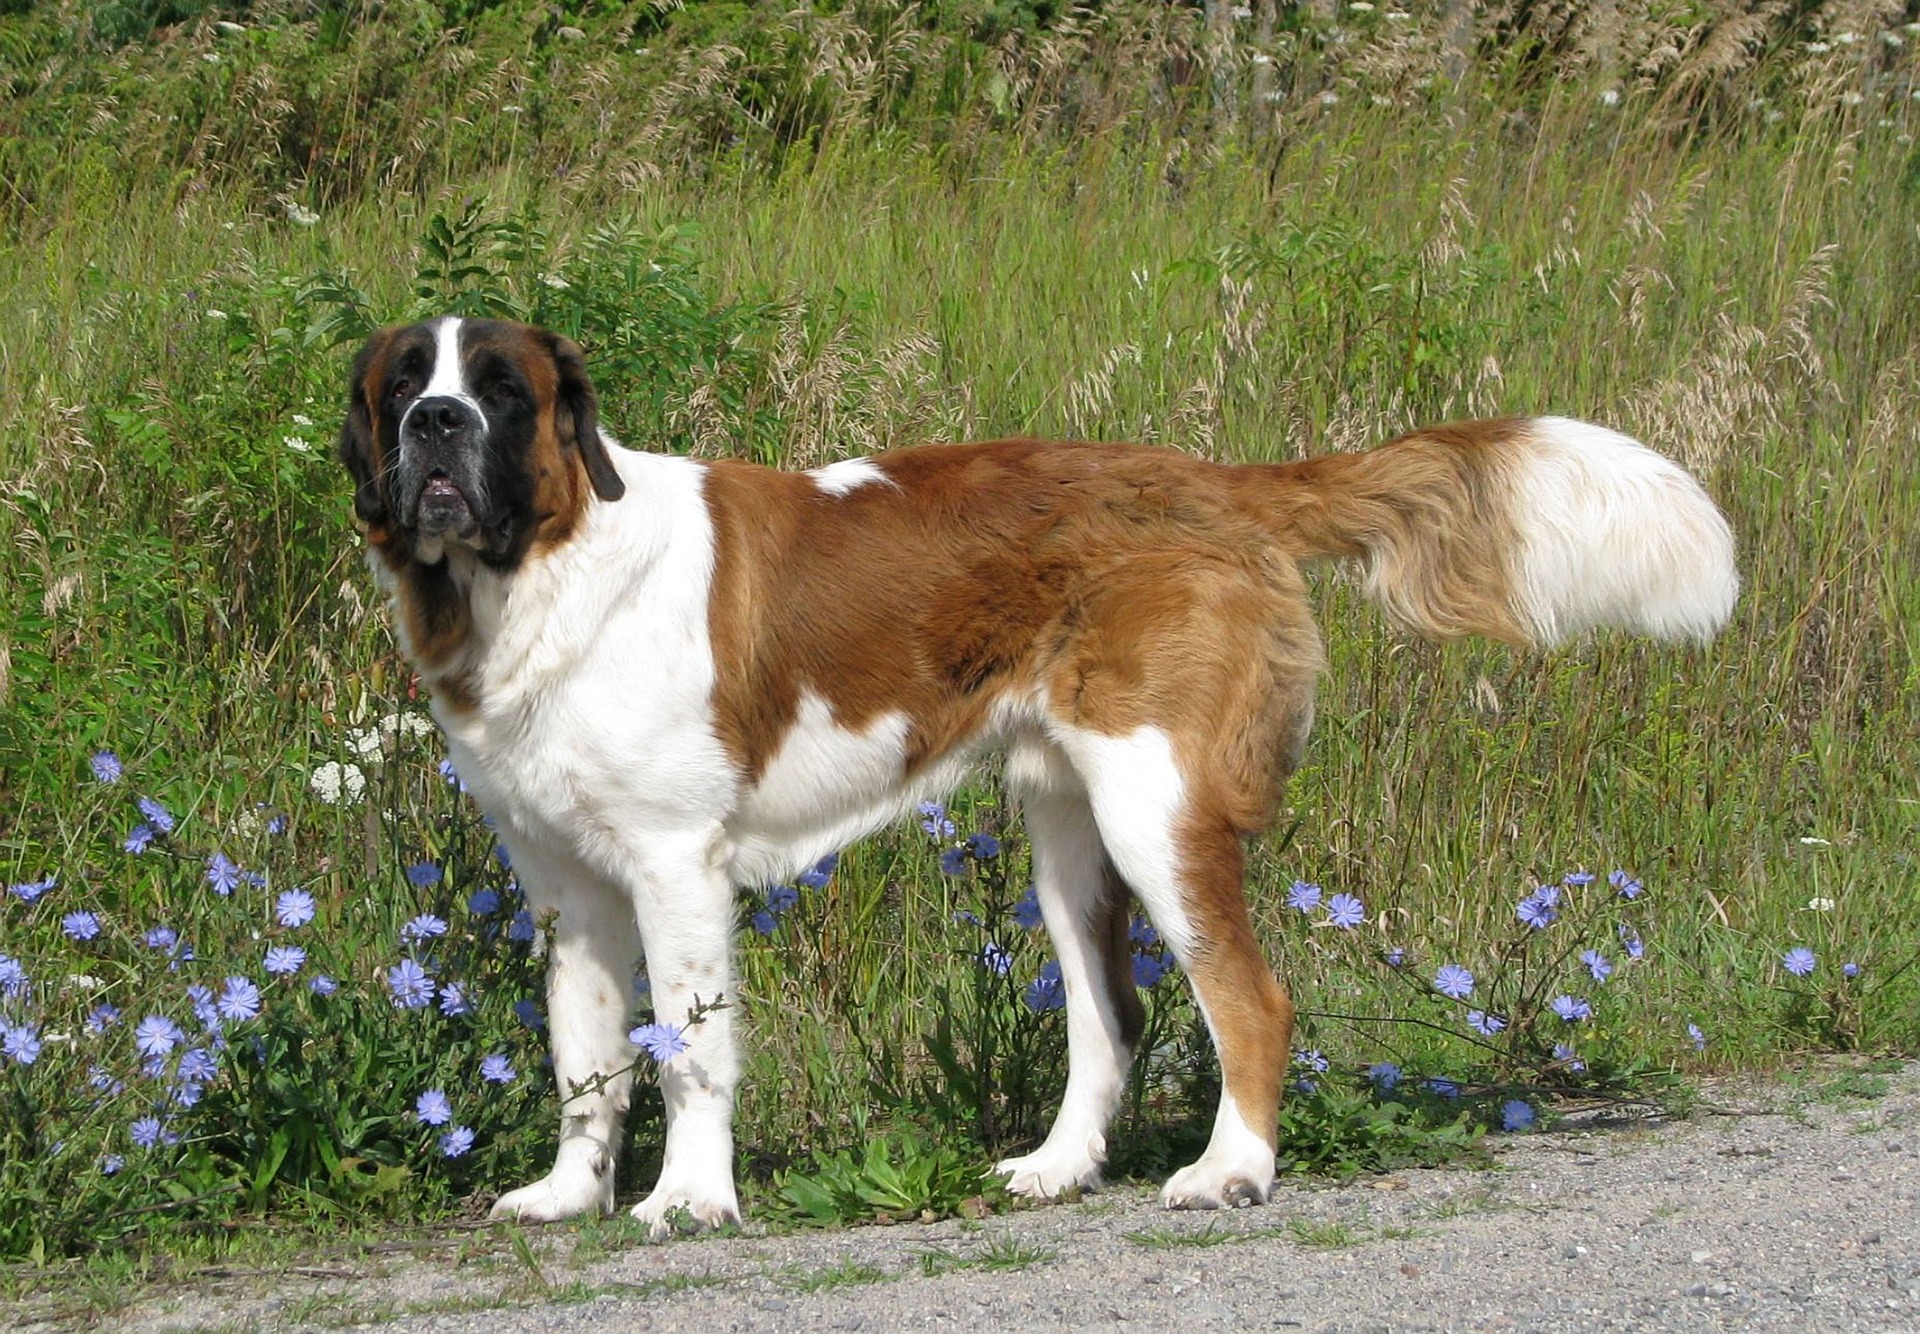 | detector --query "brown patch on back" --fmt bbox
[701,441,1324,789]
